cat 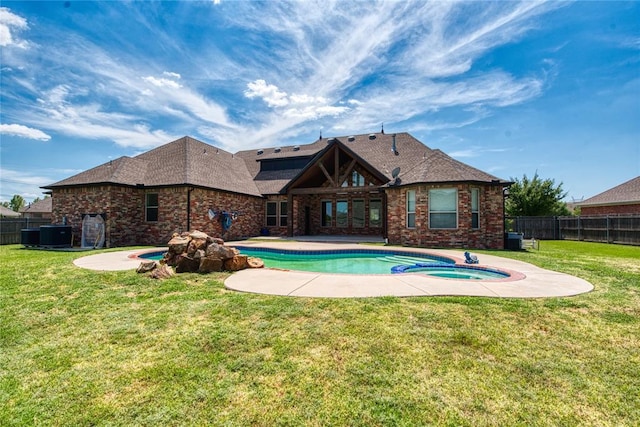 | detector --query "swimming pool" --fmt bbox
[390,263,510,280]
[233,247,471,276]
[137,247,511,279]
